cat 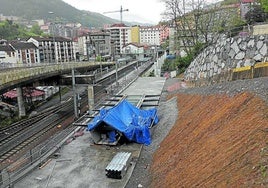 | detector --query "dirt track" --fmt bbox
[127,77,268,188]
